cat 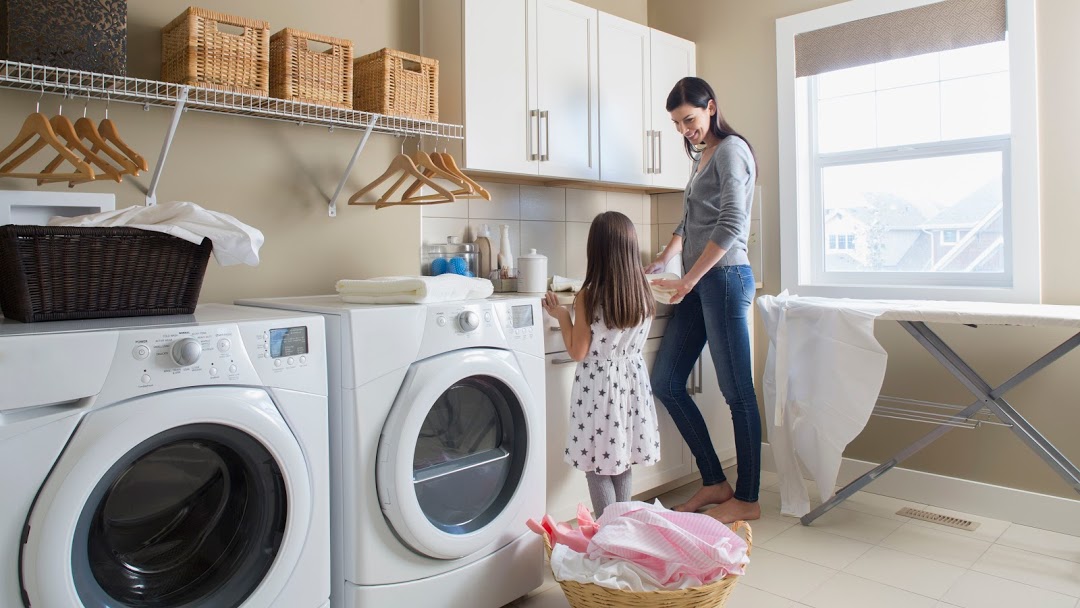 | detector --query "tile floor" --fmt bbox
[504,468,1080,608]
